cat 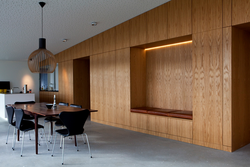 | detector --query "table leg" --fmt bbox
[17,130,20,141]
[34,114,38,154]
[74,135,77,146]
